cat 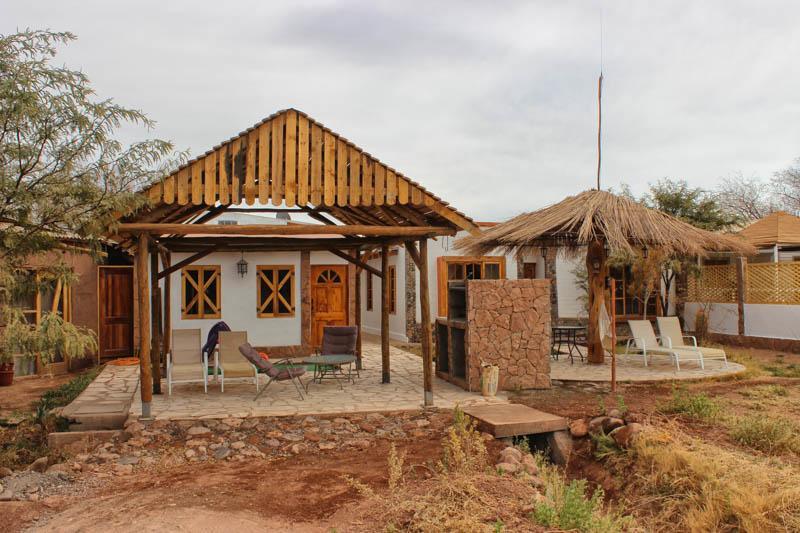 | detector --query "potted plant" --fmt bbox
[0,350,14,386]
